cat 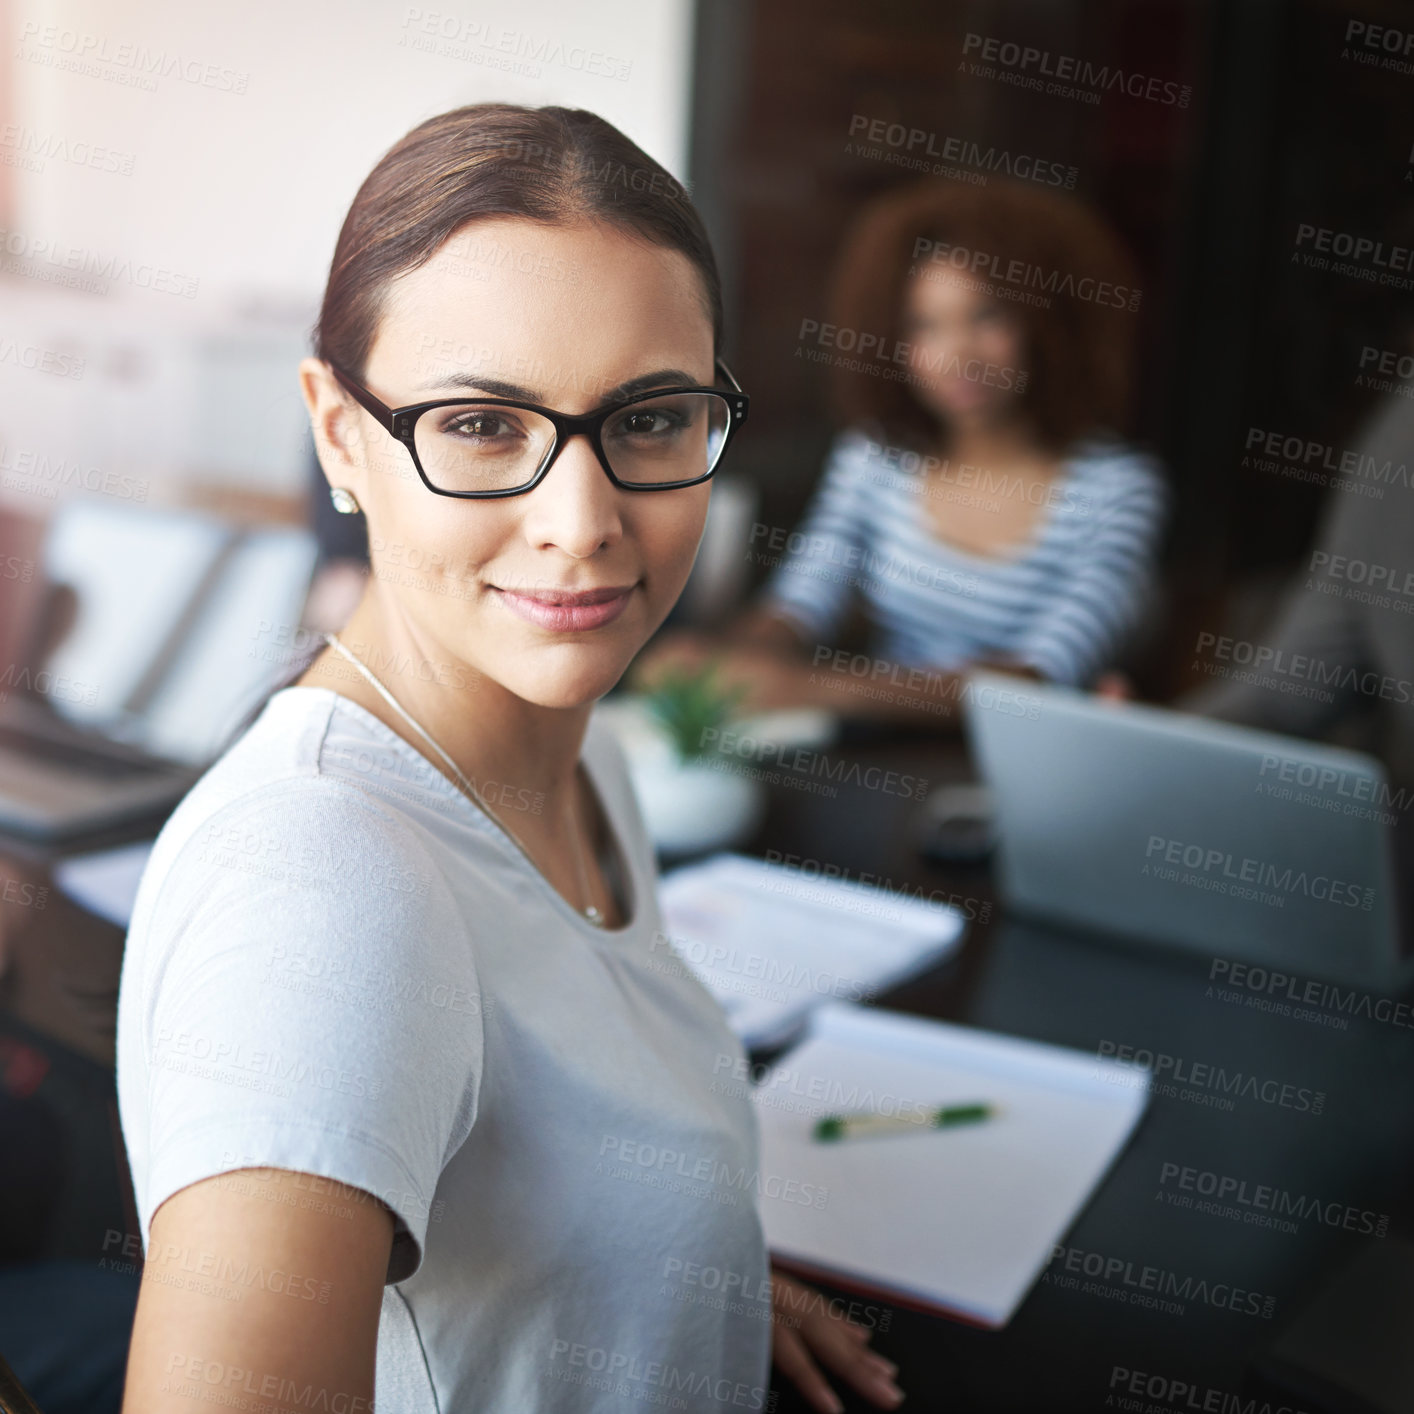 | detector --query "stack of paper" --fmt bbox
[751,1003,1151,1327]
[657,853,966,1049]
